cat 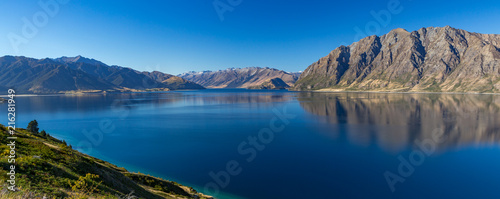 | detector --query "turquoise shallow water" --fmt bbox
[1,90,500,199]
